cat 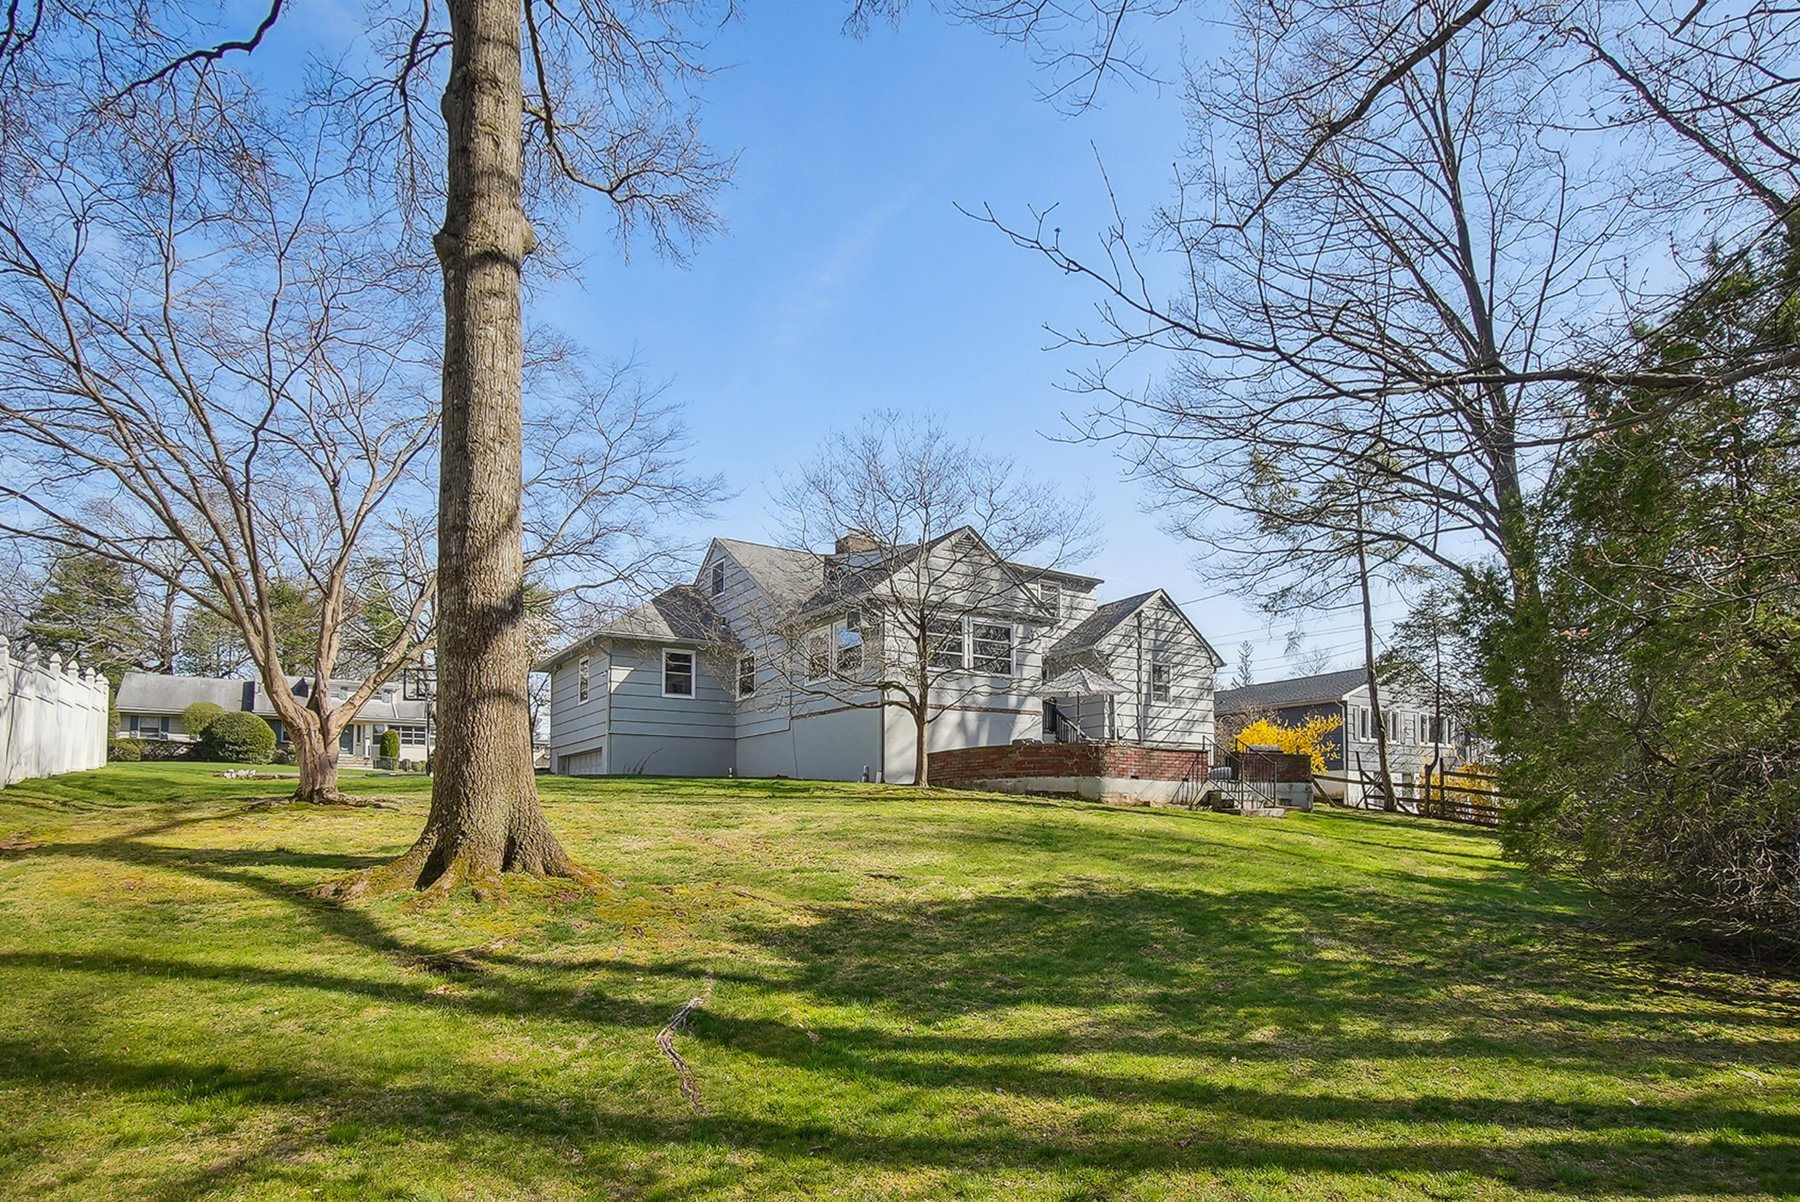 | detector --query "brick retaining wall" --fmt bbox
[929,741,1209,787]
